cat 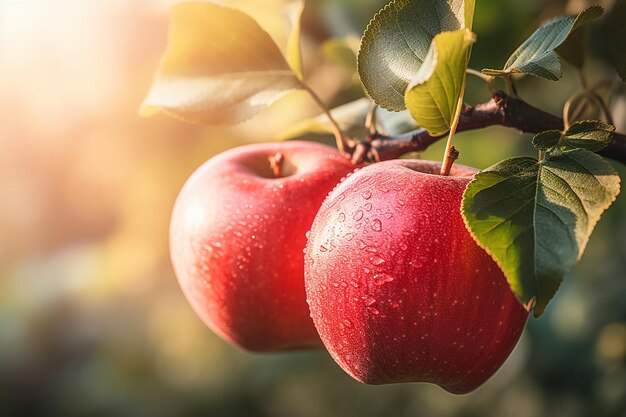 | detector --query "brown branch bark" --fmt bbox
[359,91,626,164]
